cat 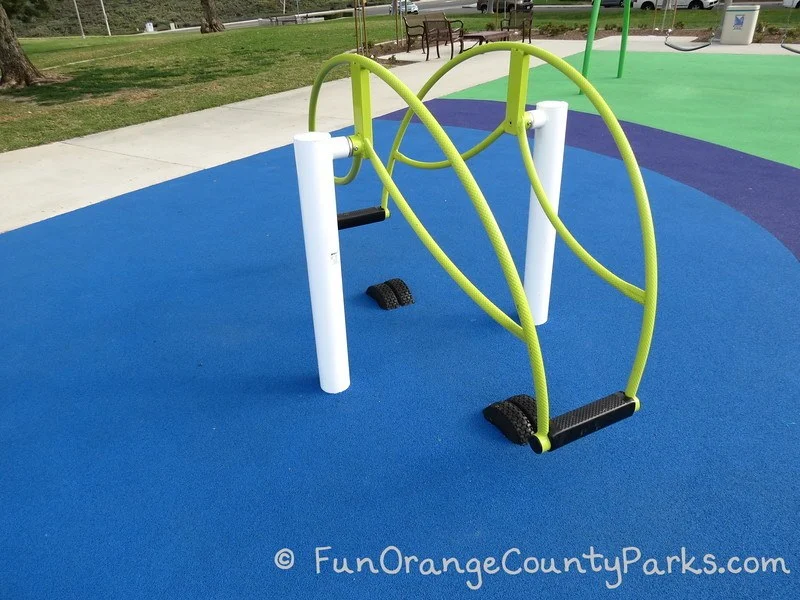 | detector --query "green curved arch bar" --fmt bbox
[383,45,648,306]
[309,53,553,450]
[307,43,657,451]
[393,122,506,170]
